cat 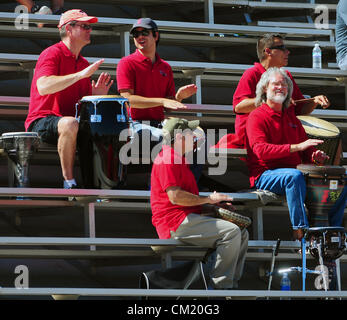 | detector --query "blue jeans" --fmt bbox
[255,168,309,230]
[328,179,347,227]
